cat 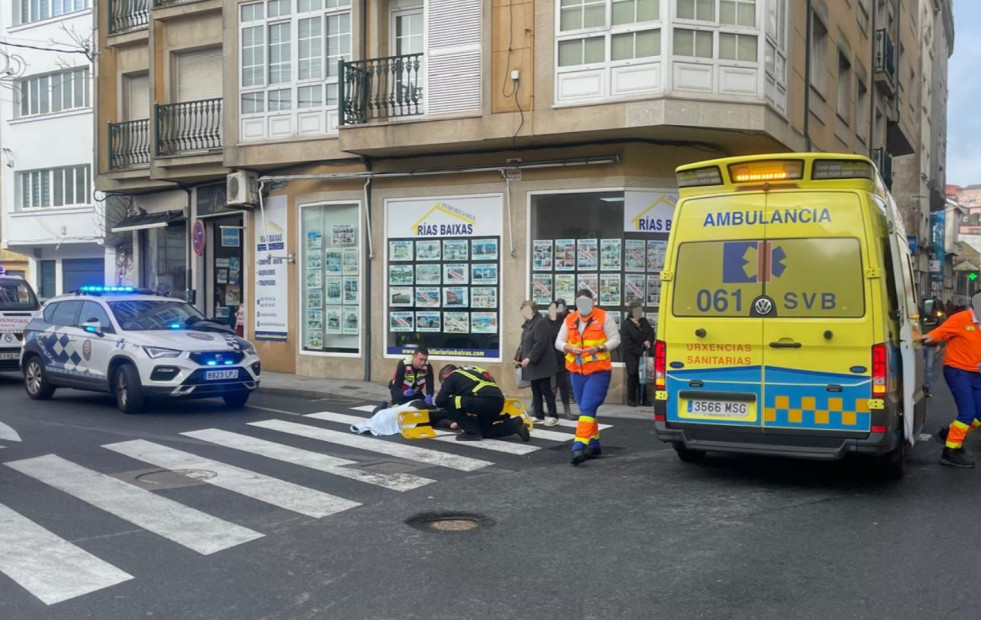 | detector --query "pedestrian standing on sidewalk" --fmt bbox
[555,289,620,466]
[547,299,574,419]
[620,300,654,407]
[922,291,981,468]
[435,365,530,442]
[518,300,559,426]
[388,347,435,406]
